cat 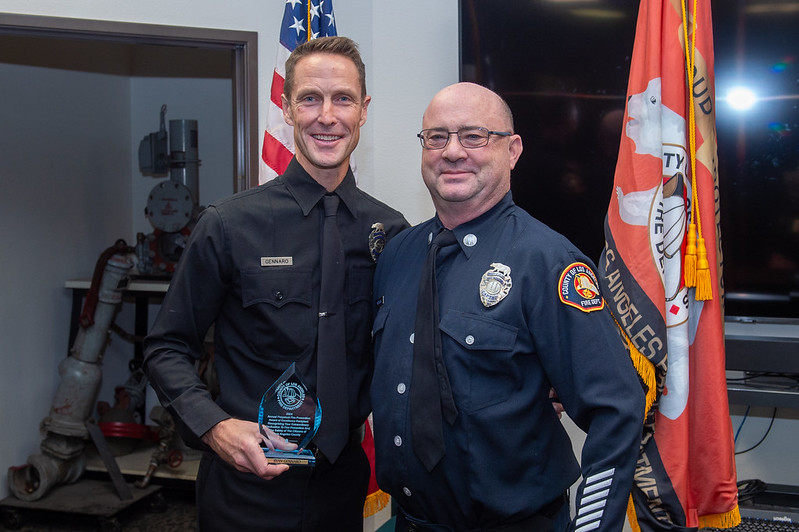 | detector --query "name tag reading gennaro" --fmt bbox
[261,256,293,267]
